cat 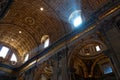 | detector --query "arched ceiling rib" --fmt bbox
[0,0,111,59]
[0,24,38,56]
[0,0,67,56]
